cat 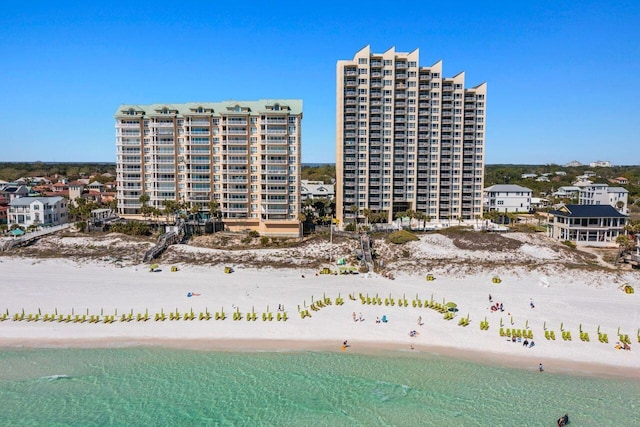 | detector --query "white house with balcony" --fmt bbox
[577,183,628,214]
[483,184,532,213]
[300,180,335,200]
[7,196,68,228]
[552,186,580,200]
